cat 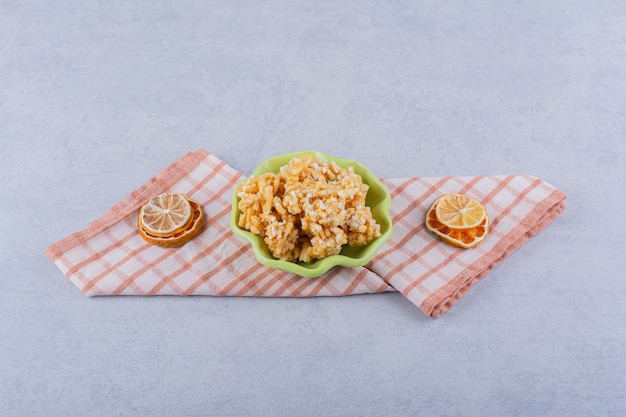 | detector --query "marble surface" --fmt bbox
[1,1,625,416]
